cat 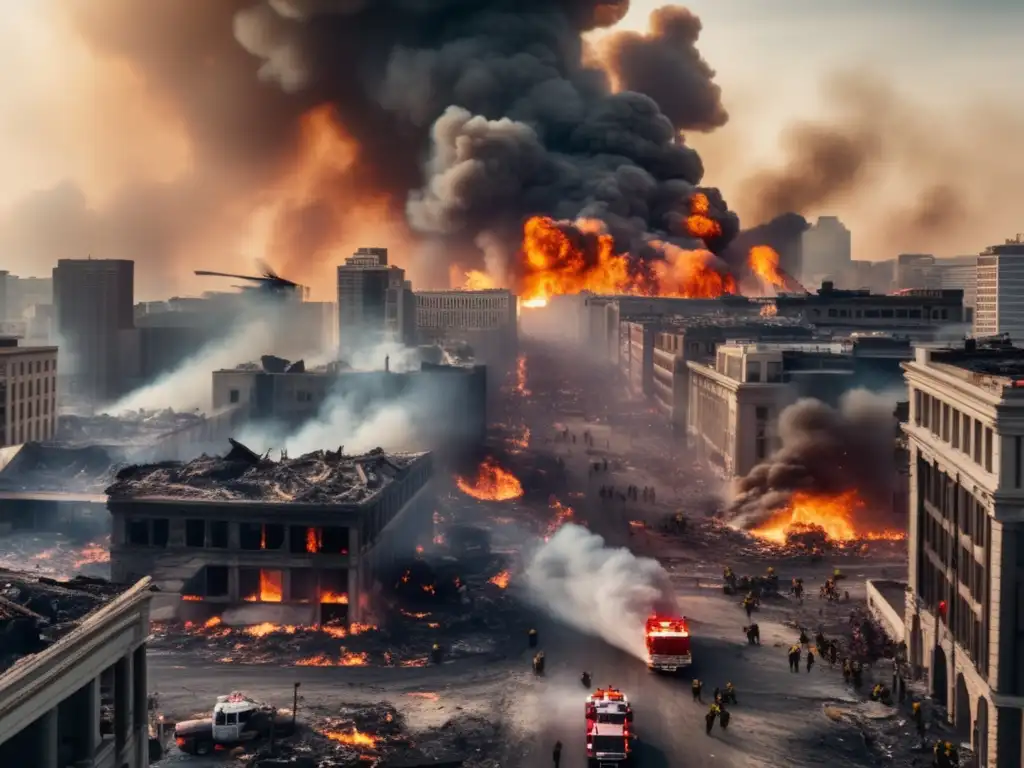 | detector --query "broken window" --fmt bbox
[240,567,283,602]
[126,519,149,546]
[290,525,316,554]
[321,527,349,555]
[206,565,229,597]
[263,524,285,550]
[185,520,205,547]
[290,568,317,602]
[209,521,229,548]
[319,568,349,624]
[239,523,263,550]
[152,519,169,548]
[239,568,260,600]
